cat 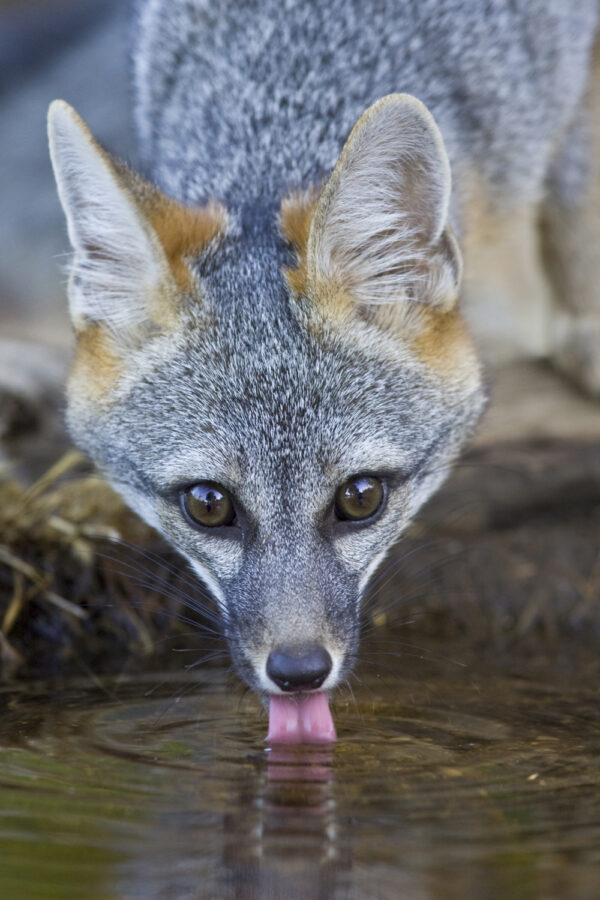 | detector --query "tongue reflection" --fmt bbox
[267,692,336,743]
